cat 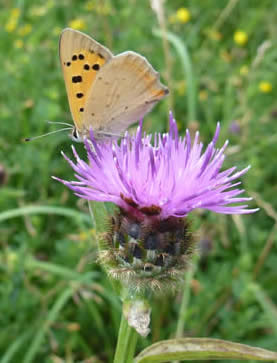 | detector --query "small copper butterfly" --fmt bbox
[59,28,169,141]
